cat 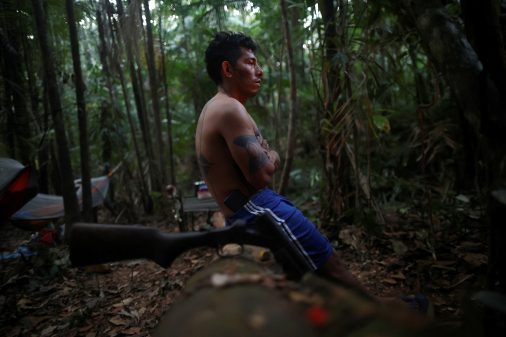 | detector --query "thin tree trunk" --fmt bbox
[118,0,157,194]
[278,0,298,195]
[31,0,80,232]
[96,9,111,161]
[96,7,115,167]
[274,44,285,163]
[100,103,113,164]
[290,3,305,82]
[459,0,506,189]
[487,190,506,337]
[118,65,150,204]
[21,22,40,135]
[113,0,150,212]
[38,83,50,194]
[0,0,32,164]
[319,0,338,98]
[143,0,166,190]
[66,0,93,221]
[317,0,354,224]
[1,48,16,158]
[138,1,160,189]
[318,0,338,220]
[158,12,176,186]
[135,65,152,158]
[49,140,61,195]
[116,0,149,155]
[130,61,151,159]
